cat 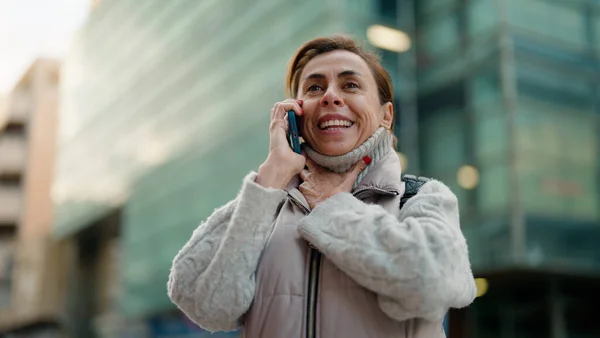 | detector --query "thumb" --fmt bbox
[355,156,370,173]
[345,156,369,180]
